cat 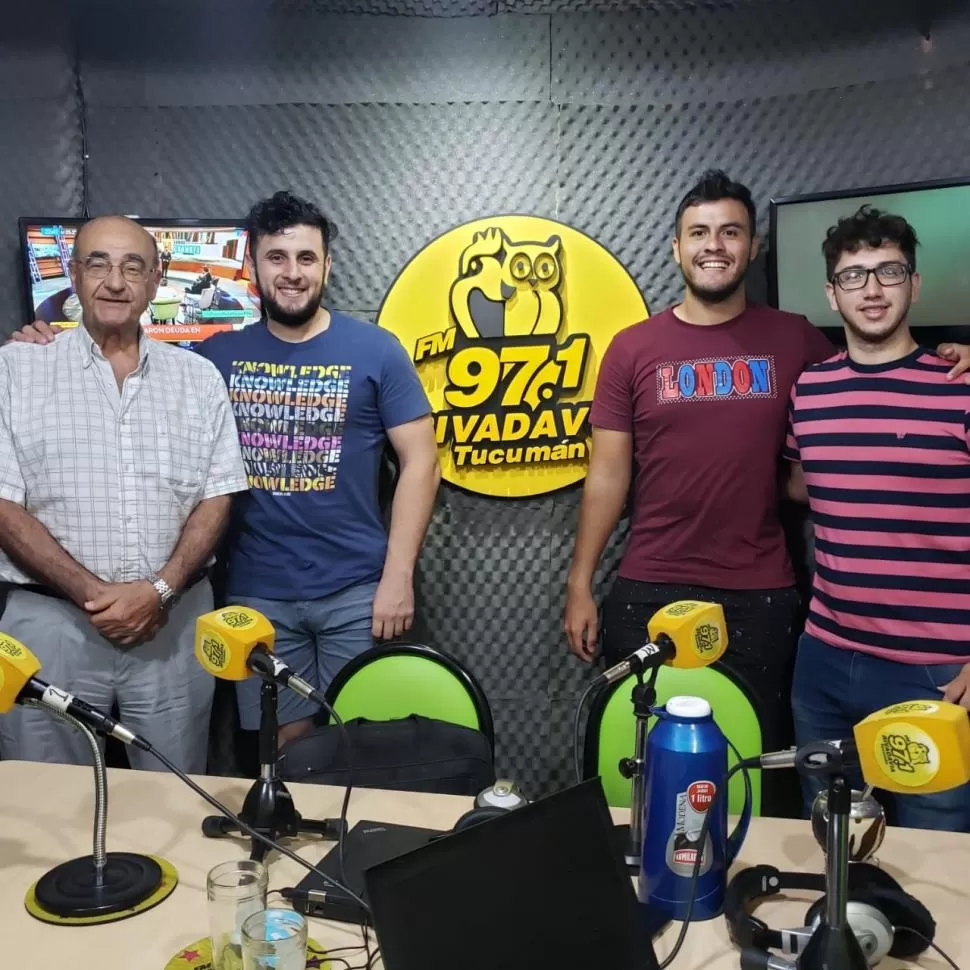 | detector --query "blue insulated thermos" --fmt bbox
[638,695,750,922]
